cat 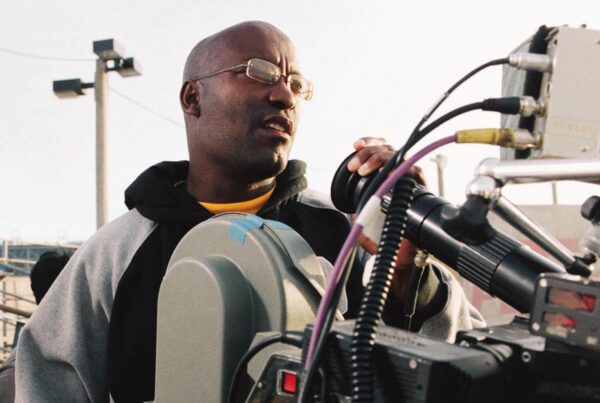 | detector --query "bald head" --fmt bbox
[183,21,292,82]
[180,20,303,202]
